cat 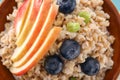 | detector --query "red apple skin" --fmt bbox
[10,27,62,76]
[11,0,52,62]
[14,0,31,37]
[13,3,59,67]
[16,0,42,47]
